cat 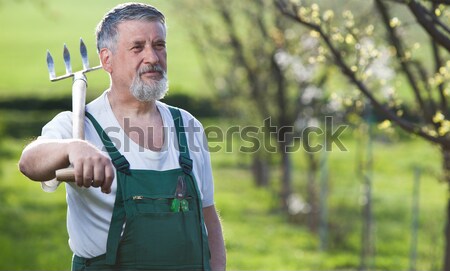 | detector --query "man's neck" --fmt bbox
[107,88,158,118]
[106,87,164,151]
